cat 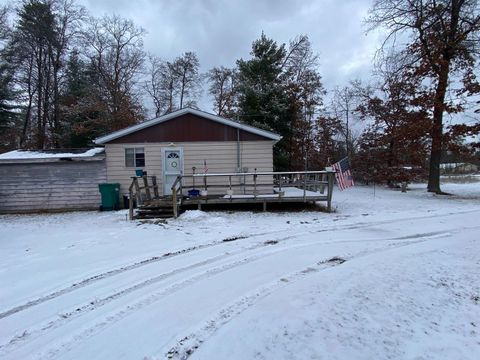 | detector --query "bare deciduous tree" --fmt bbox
[144,55,178,116]
[206,66,237,117]
[367,0,480,193]
[83,14,146,130]
[172,51,201,109]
